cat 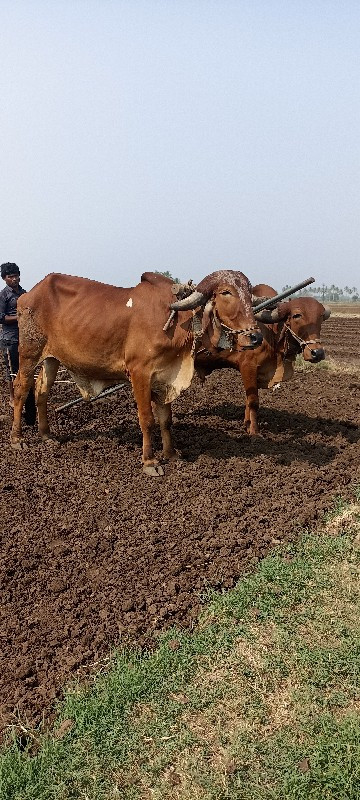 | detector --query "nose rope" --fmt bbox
[192,311,261,357]
[213,314,262,353]
[213,310,260,338]
[218,321,260,336]
[284,324,322,351]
